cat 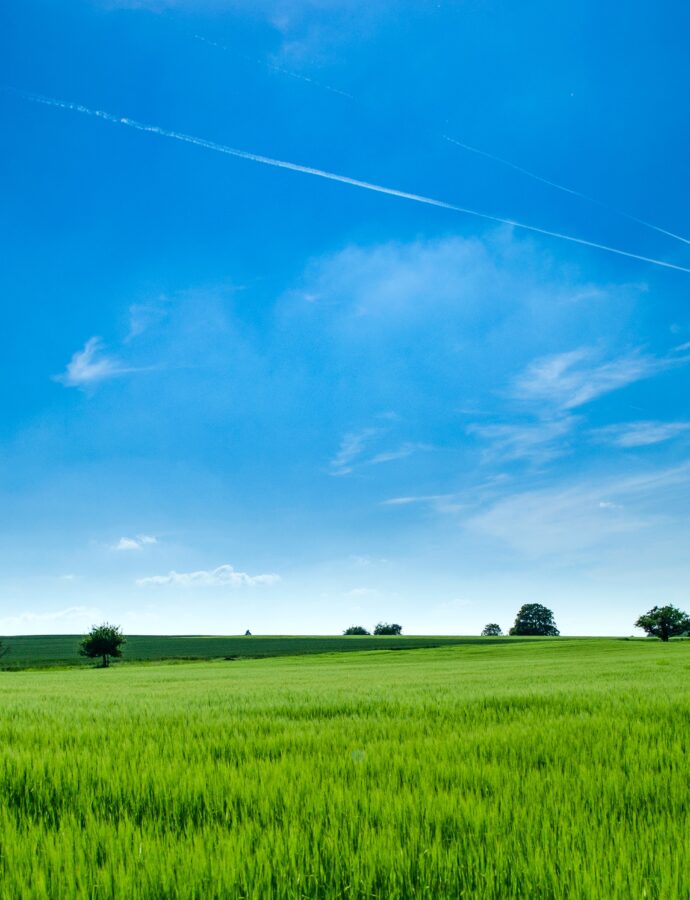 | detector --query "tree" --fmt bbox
[374,622,402,636]
[244,630,252,636]
[79,623,126,668]
[481,623,503,636]
[343,625,371,635]
[509,604,559,636]
[635,605,690,642]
